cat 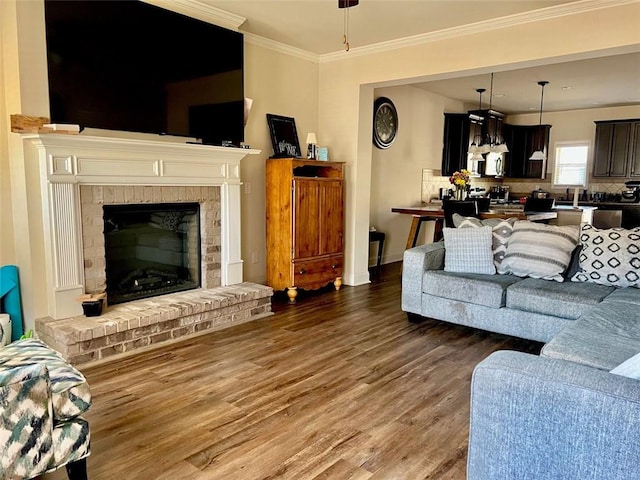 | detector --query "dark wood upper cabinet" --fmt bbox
[593,120,640,178]
[630,123,640,178]
[441,113,472,176]
[503,124,550,179]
